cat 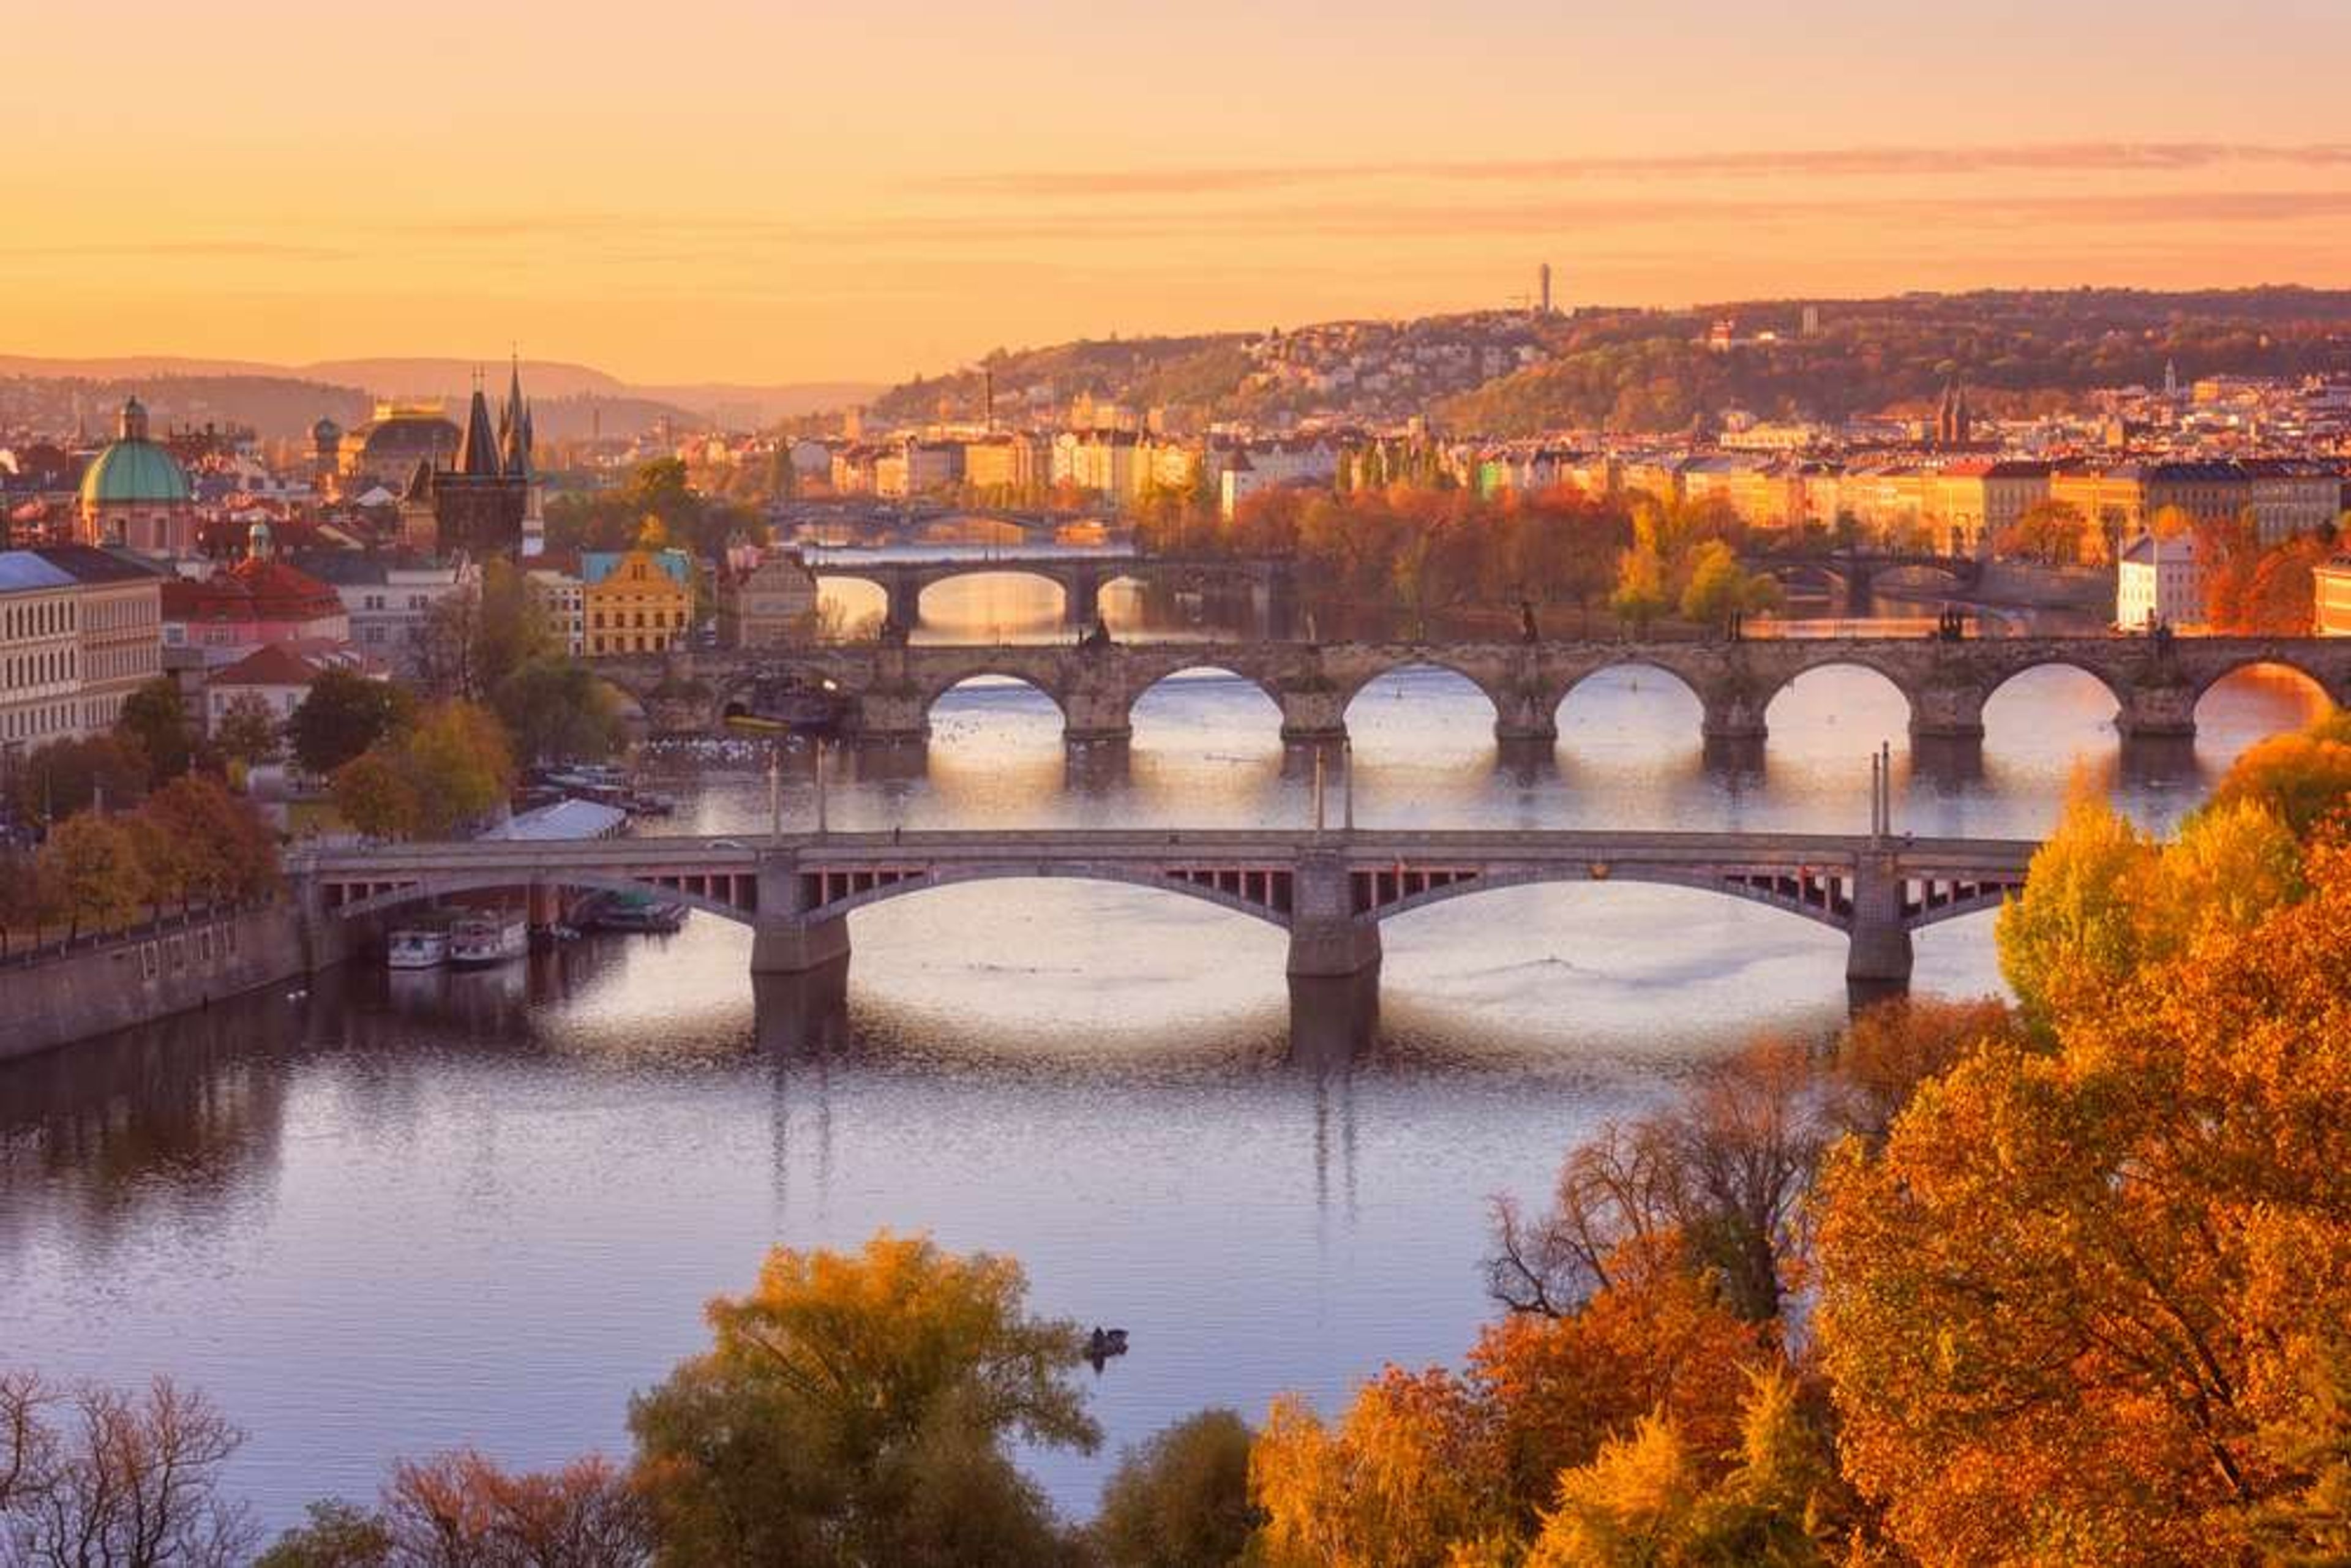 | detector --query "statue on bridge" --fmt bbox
[877,613,910,647]
[1935,607,1968,642]
[1518,598,1540,645]
[1078,616,1116,652]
